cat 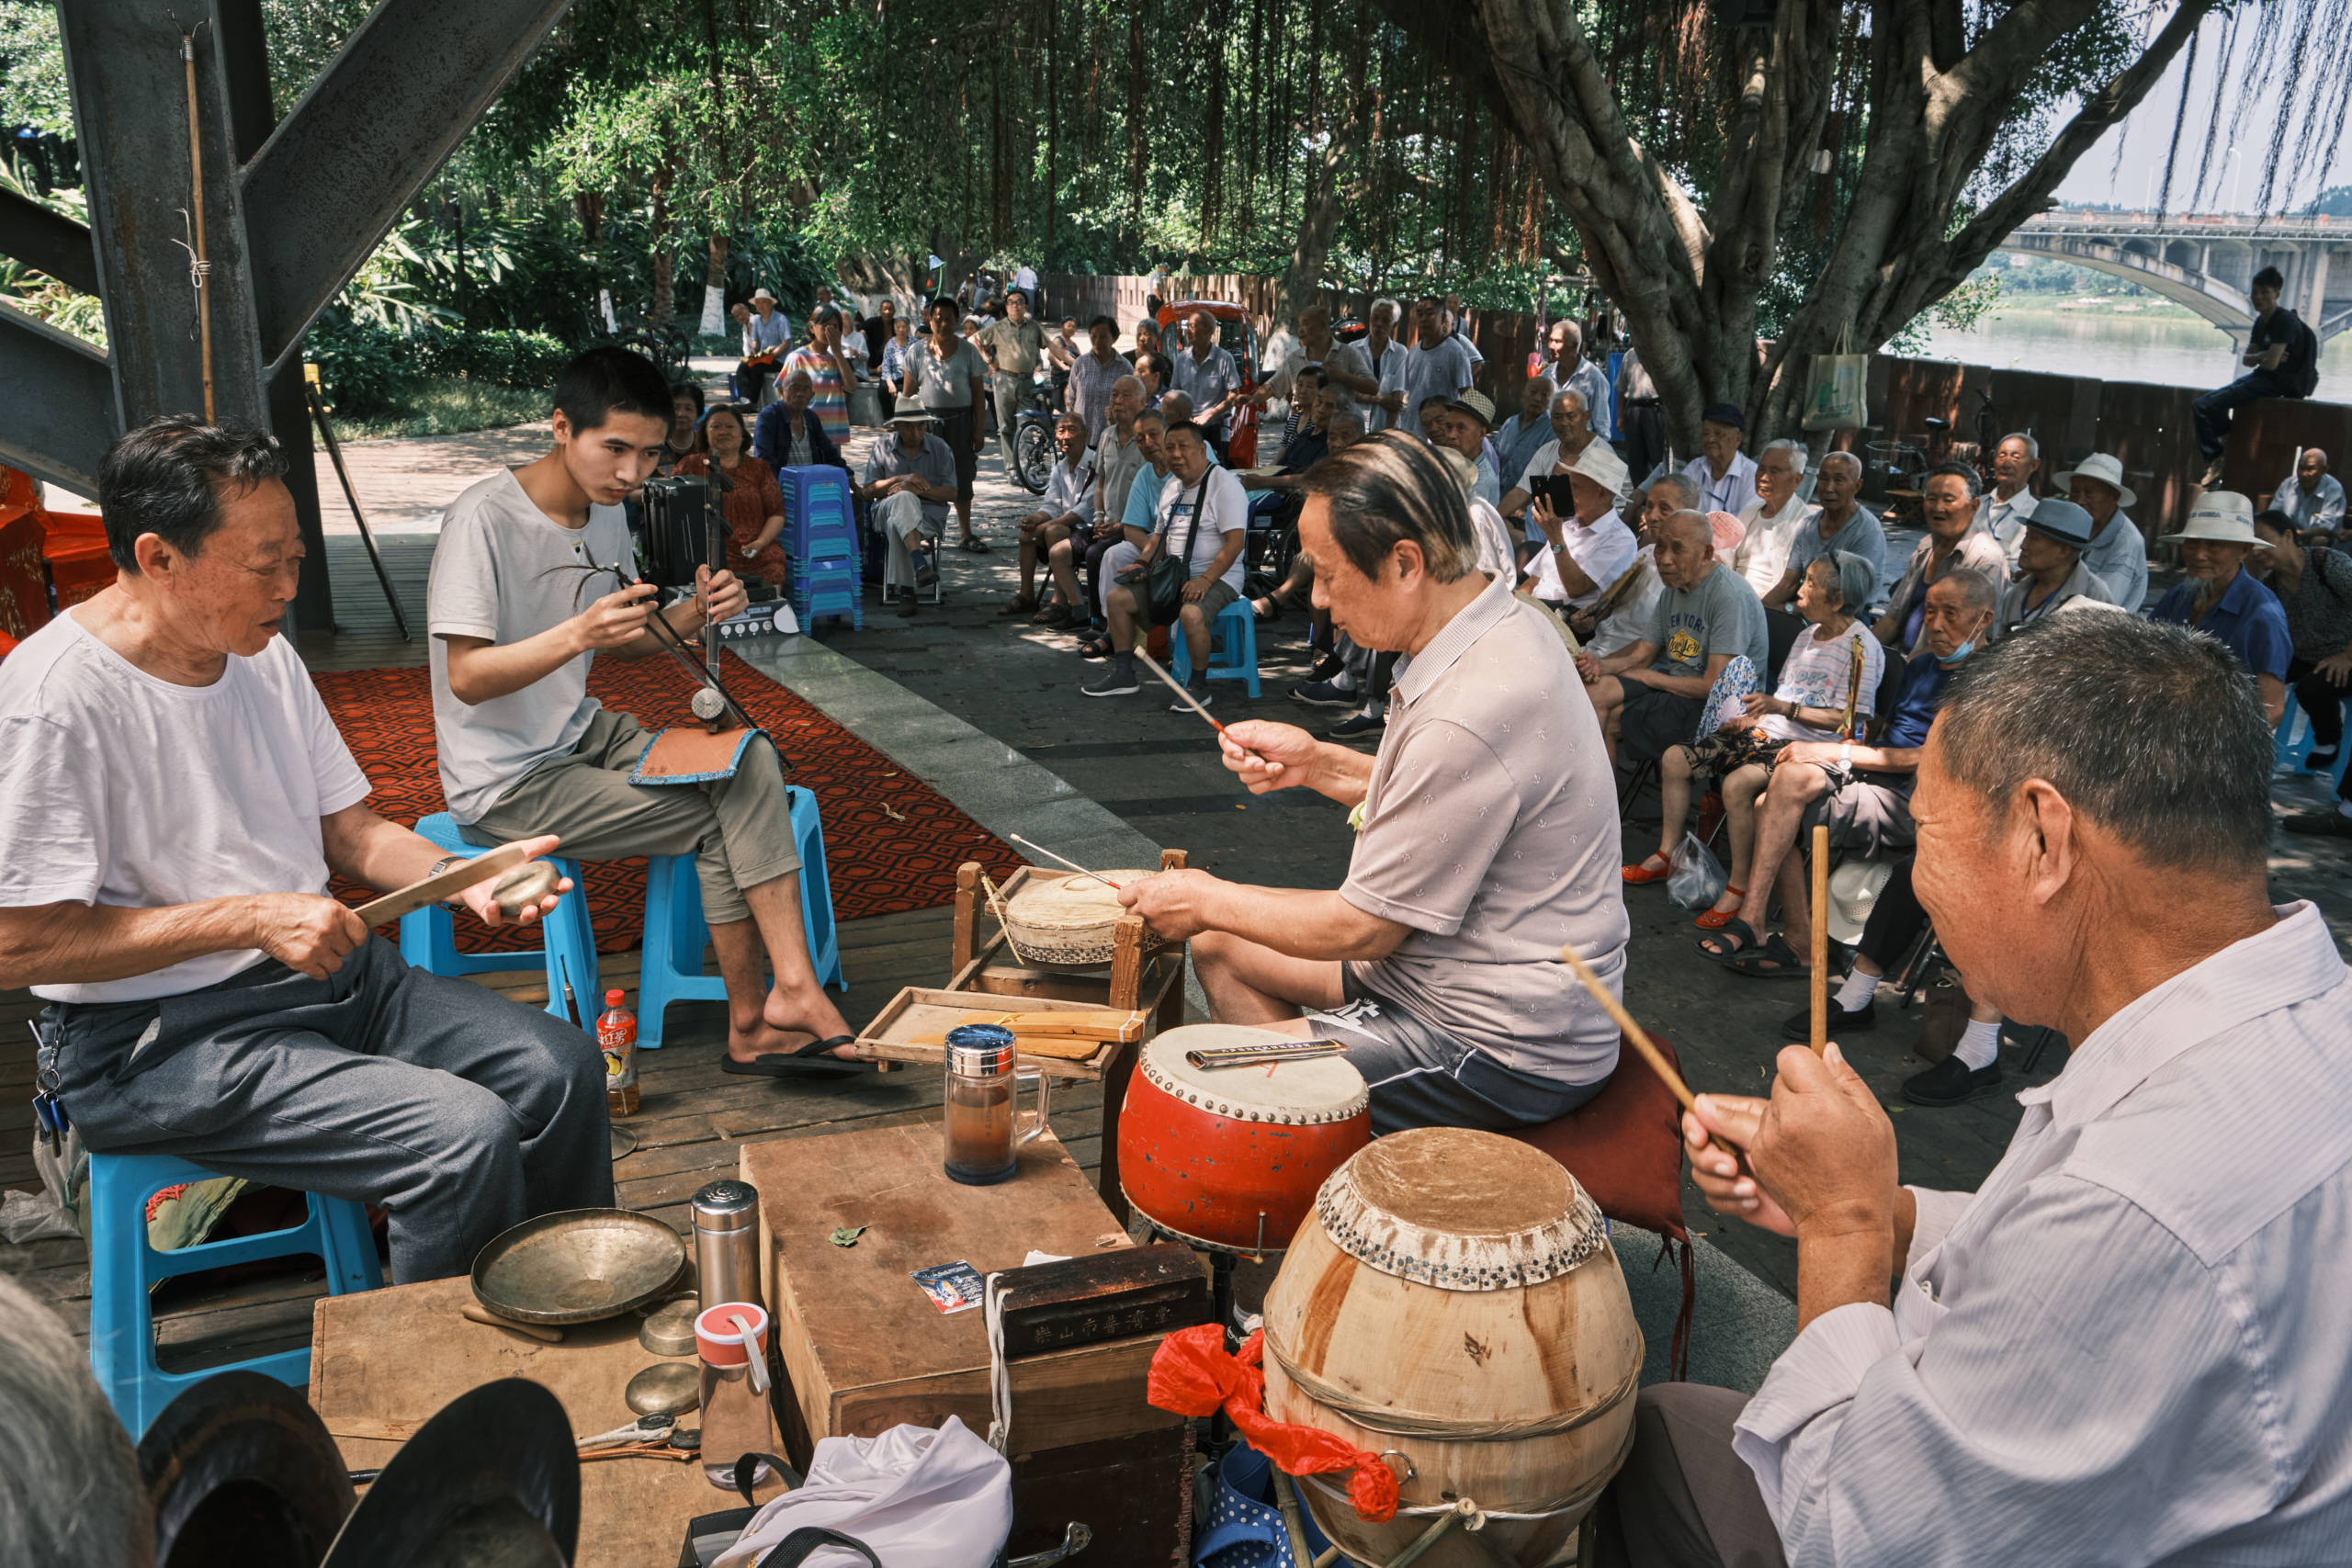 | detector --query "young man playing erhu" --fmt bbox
[427,347,859,1077]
